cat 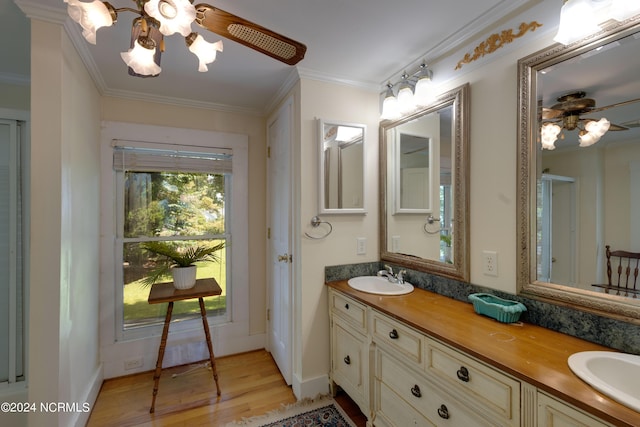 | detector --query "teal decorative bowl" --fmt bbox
[468,293,527,323]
